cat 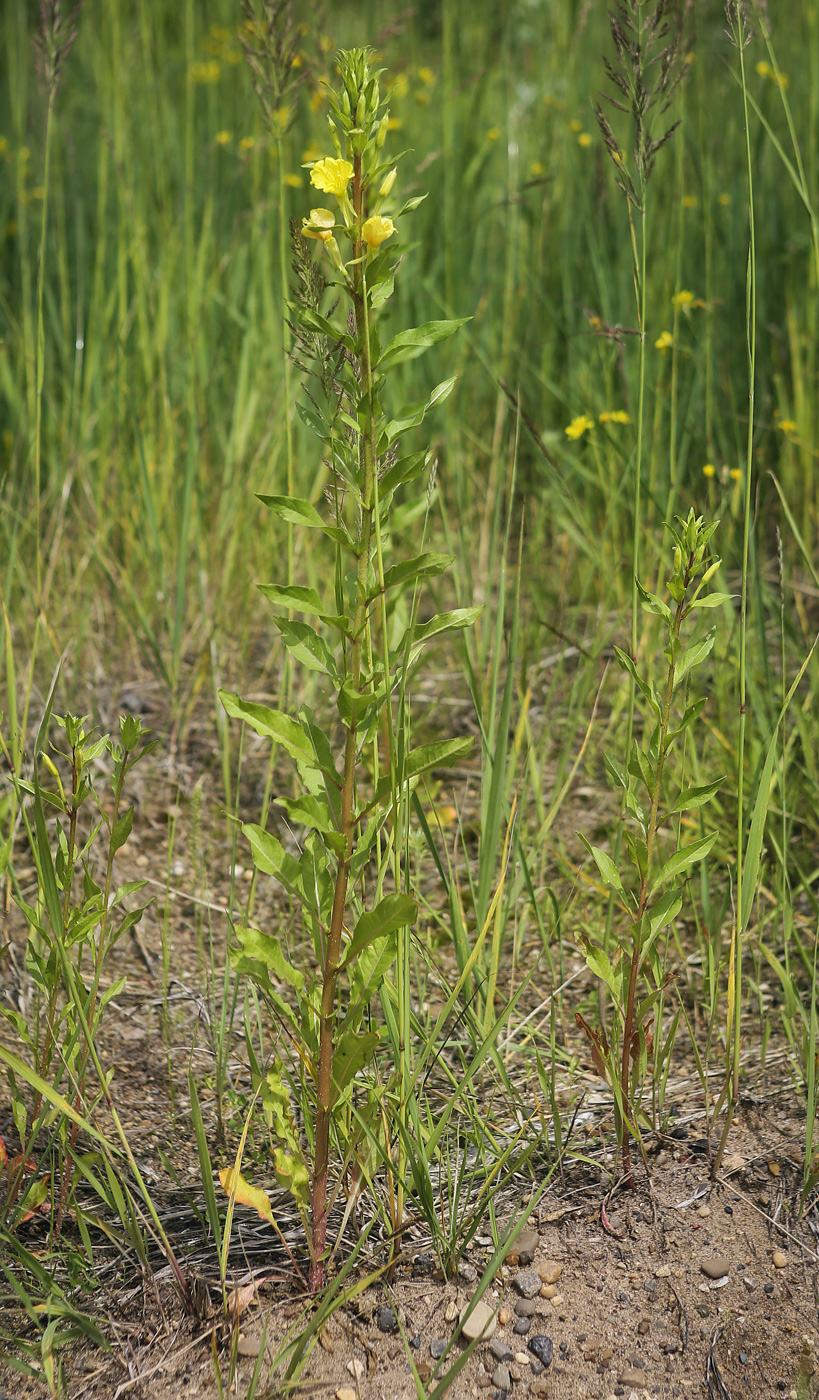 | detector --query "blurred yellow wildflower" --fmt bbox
[599,410,631,425]
[309,86,327,113]
[389,72,410,99]
[215,130,232,146]
[565,414,595,440]
[756,60,771,77]
[311,156,353,195]
[718,192,731,206]
[578,132,592,148]
[779,418,797,435]
[772,71,789,90]
[417,66,435,85]
[33,186,45,200]
[682,194,698,208]
[18,147,30,162]
[487,127,500,142]
[587,315,602,331]
[530,161,544,176]
[240,136,256,151]
[655,331,673,351]
[0,137,7,154]
[702,463,715,478]
[284,173,303,187]
[729,468,742,481]
[415,89,431,105]
[387,117,403,131]
[362,215,395,250]
[570,119,583,133]
[191,60,221,84]
[671,290,695,310]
